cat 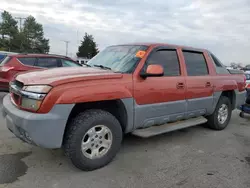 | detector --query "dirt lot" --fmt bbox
[0,92,250,188]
